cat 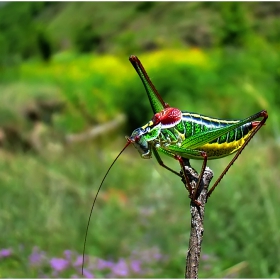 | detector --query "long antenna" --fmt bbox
[82,140,131,275]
